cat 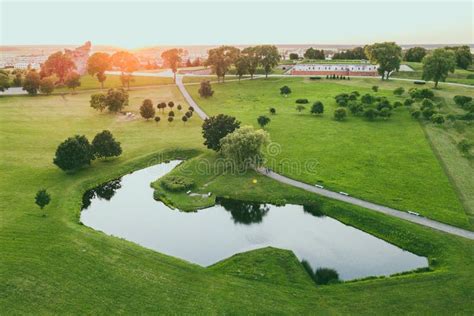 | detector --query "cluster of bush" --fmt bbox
[326,74,350,80]
[53,130,122,172]
[160,175,195,192]
[332,91,396,121]
[140,99,194,124]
